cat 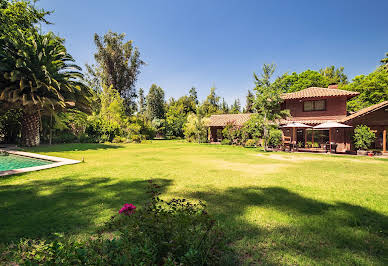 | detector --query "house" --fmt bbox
[208,84,388,154]
[208,113,252,142]
[280,85,388,153]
